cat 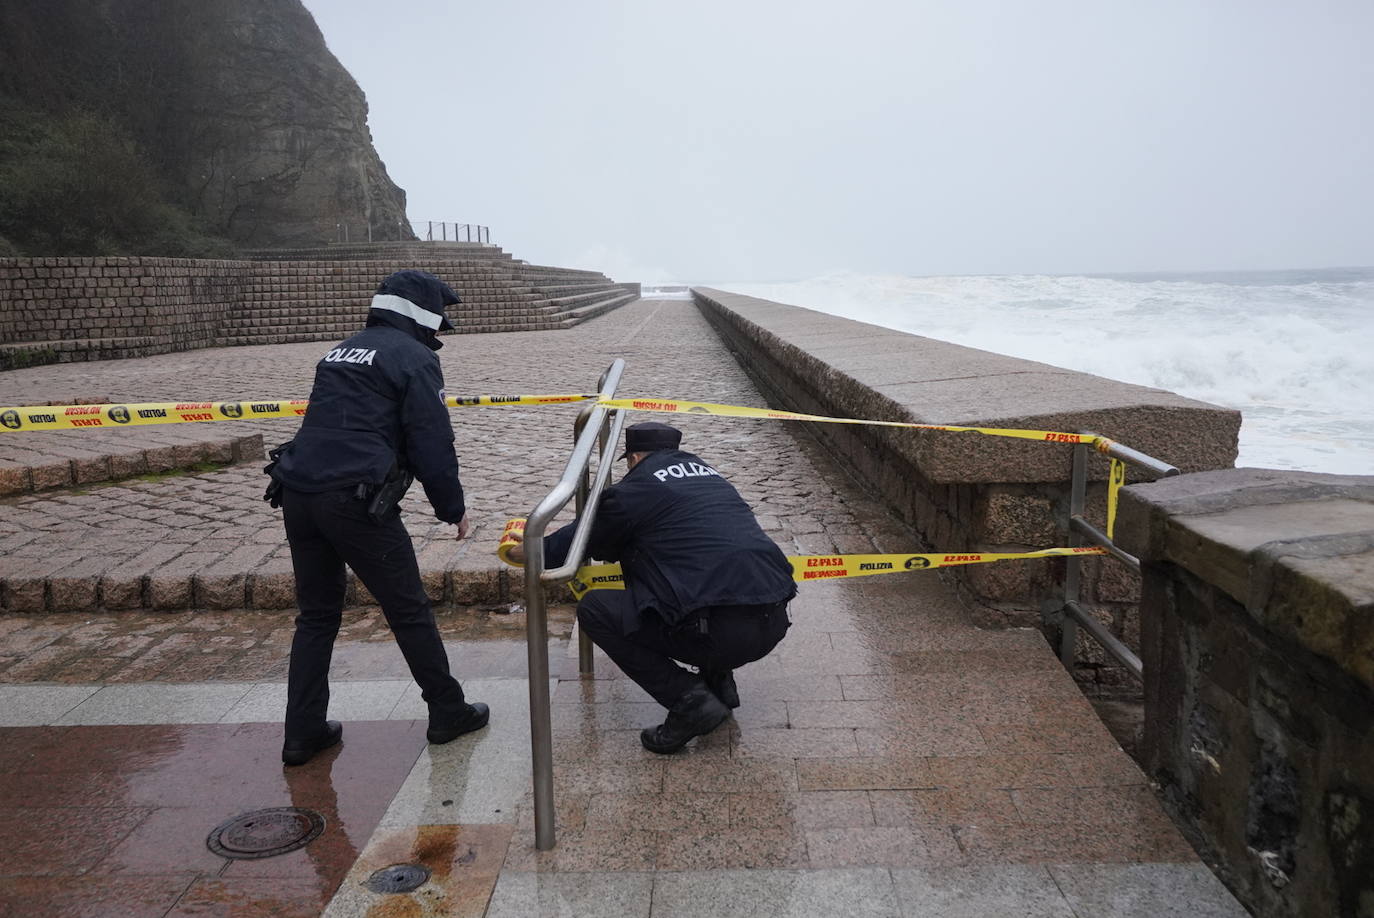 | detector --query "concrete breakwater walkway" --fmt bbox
[0,300,1245,916]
